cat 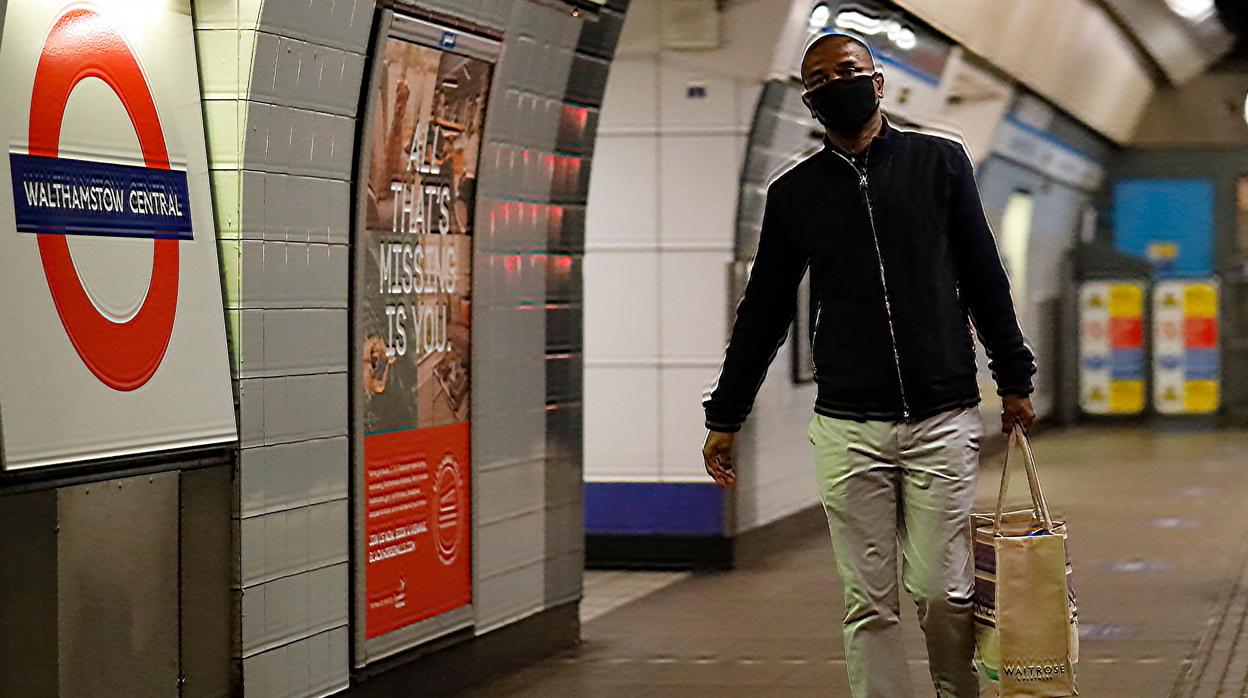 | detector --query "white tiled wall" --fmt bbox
[659,252,730,360]
[584,0,828,529]
[584,252,659,359]
[584,0,763,484]
[584,136,659,243]
[739,335,821,531]
[193,1,370,694]
[584,366,661,481]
